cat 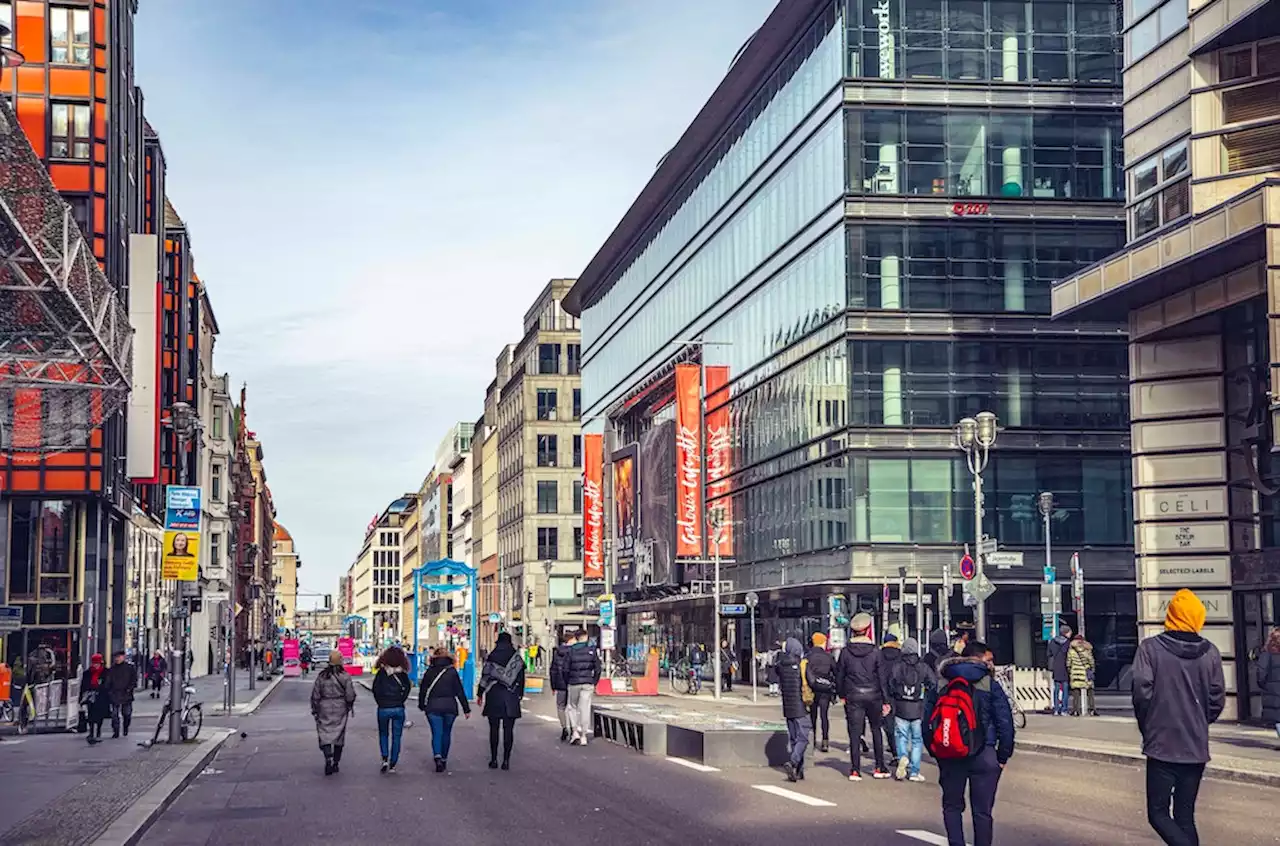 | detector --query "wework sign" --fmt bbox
[872,0,894,78]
